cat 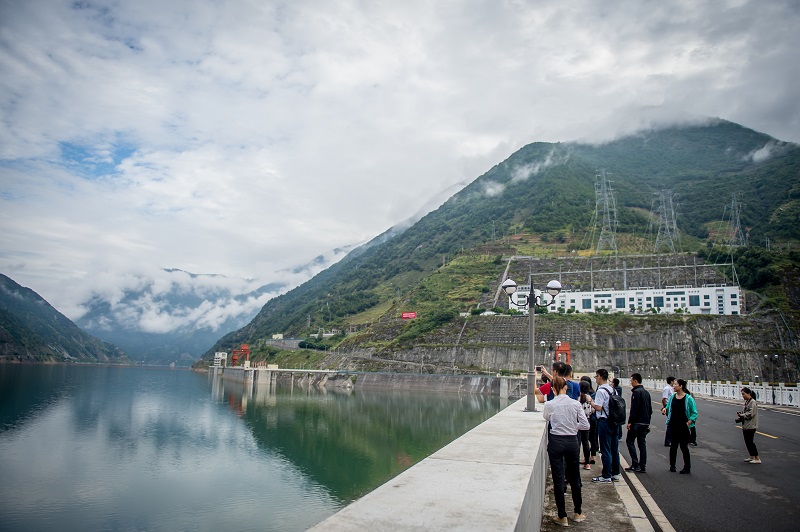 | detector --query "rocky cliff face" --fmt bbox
[332,312,799,383]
